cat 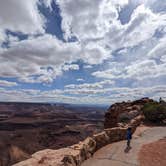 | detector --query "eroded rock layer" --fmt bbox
[13,98,155,166]
[104,98,153,128]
